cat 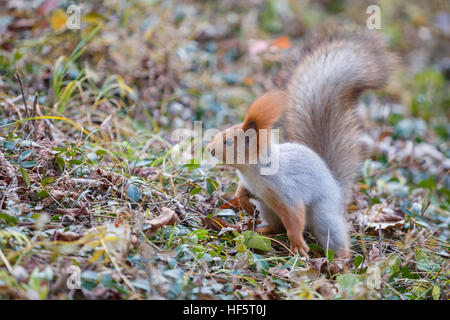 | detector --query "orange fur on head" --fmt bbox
[242,90,287,132]
[206,90,286,165]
